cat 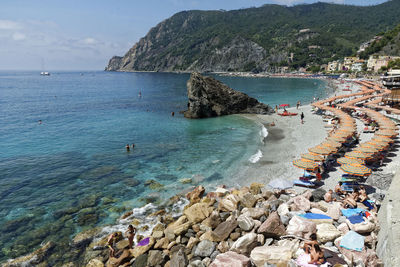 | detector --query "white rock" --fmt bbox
[237,215,255,231]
